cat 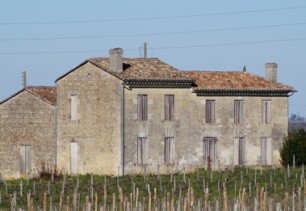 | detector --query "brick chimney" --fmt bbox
[109,48,123,73]
[265,63,277,82]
